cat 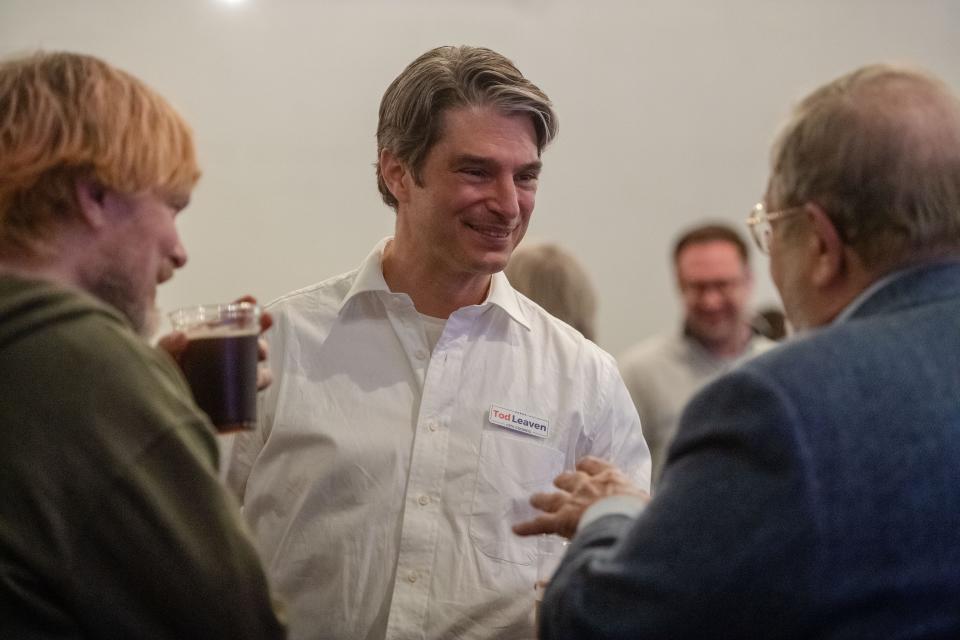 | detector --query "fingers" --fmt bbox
[156,330,188,361]
[512,513,563,537]
[553,461,617,492]
[530,491,570,514]
[257,337,270,363]
[259,310,273,334]
[517,491,575,537]
[256,366,274,392]
[576,456,617,476]
[553,470,585,493]
[515,459,633,543]
[232,295,273,334]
